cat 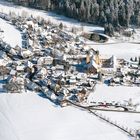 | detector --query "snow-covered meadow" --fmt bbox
[87,42,140,60]
[88,84,140,131]
[0,93,132,140]
[0,18,22,47]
